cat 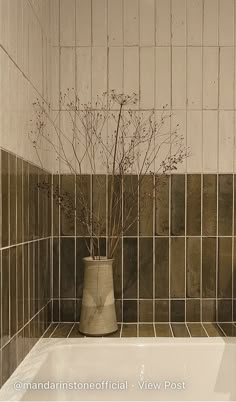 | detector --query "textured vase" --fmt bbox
[79,257,118,336]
